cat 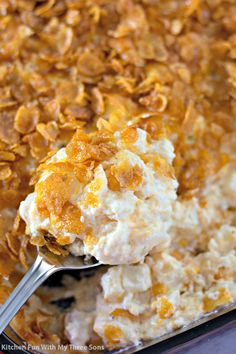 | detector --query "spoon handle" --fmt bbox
[0,255,56,334]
